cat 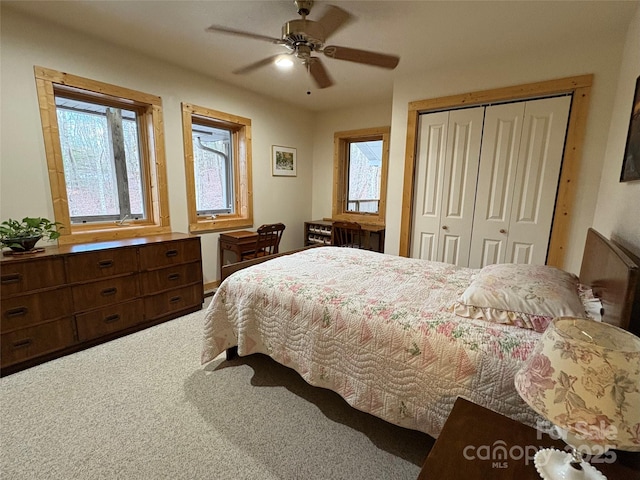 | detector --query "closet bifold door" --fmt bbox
[410,107,484,265]
[468,96,571,268]
[505,96,571,265]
